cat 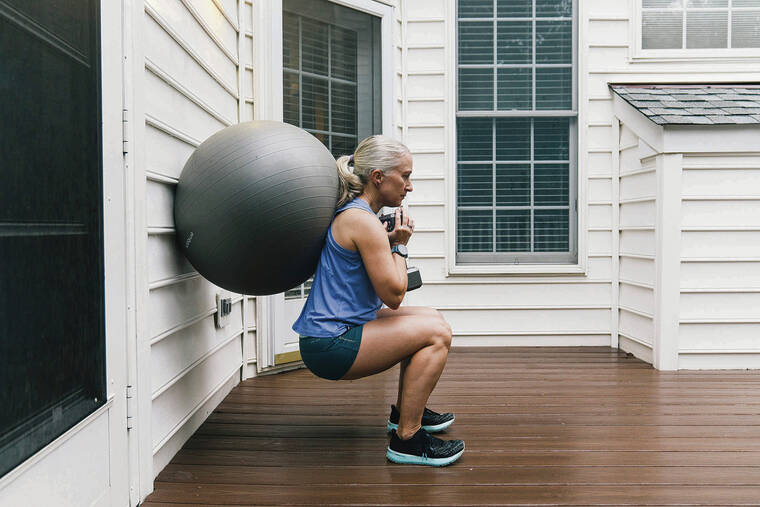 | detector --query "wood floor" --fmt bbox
[143,347,760,506]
